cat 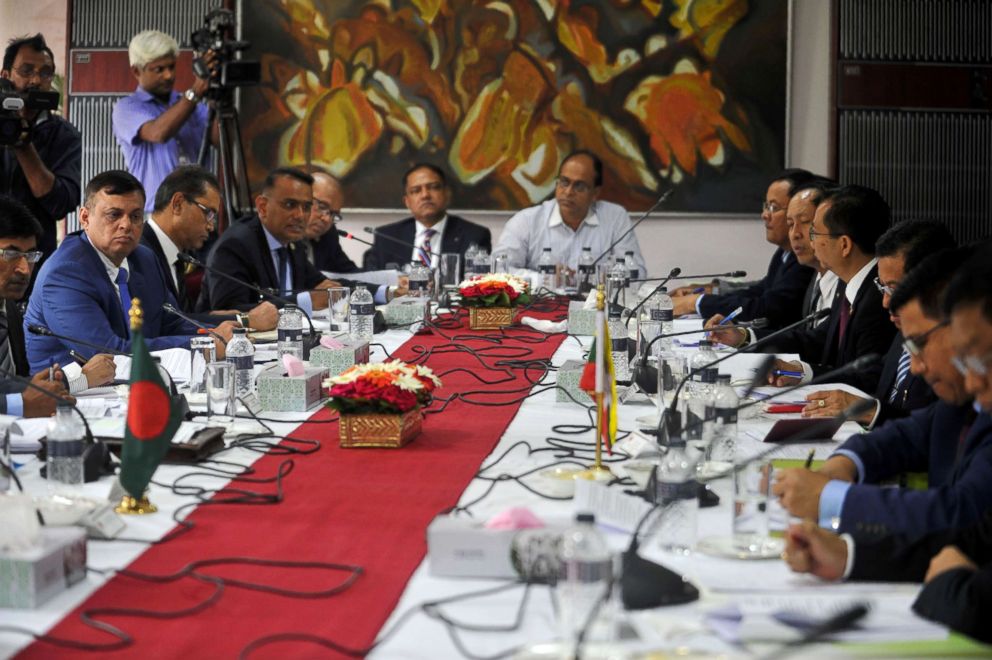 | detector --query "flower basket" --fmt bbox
[459,273,530,330]
[339,409,423,448]
[468,306,515,330]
